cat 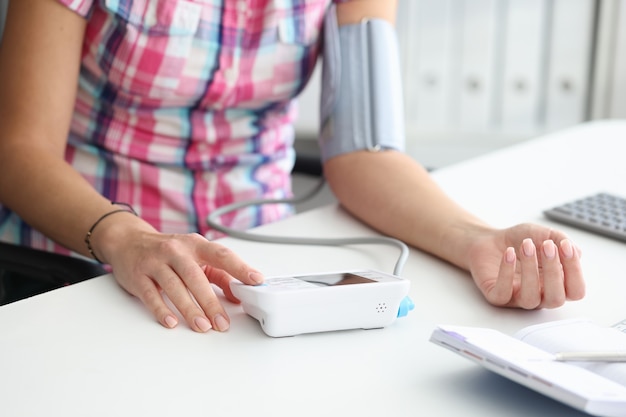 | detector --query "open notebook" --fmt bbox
[430,318,626,417]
